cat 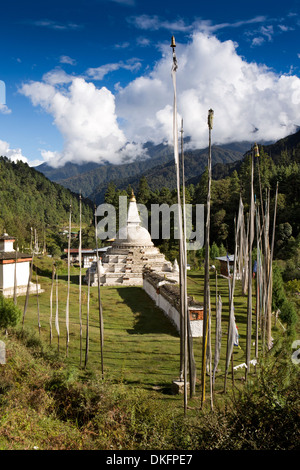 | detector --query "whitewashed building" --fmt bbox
[63,247,111,268]
[0,233,40,298]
